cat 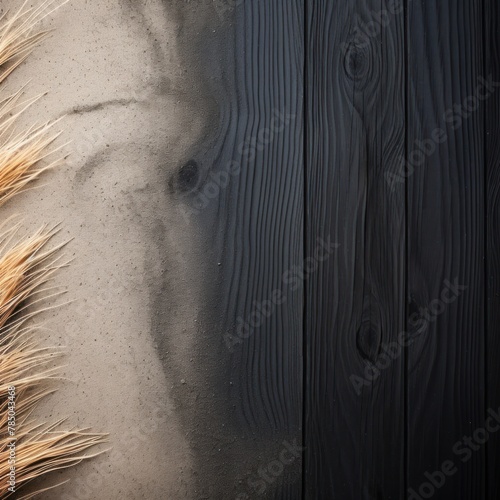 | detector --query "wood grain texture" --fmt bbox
[169,1,305,498]
[485,0,500,497]
[162,0,500,497]
[305,0,406,497]
[407,0,486,497]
